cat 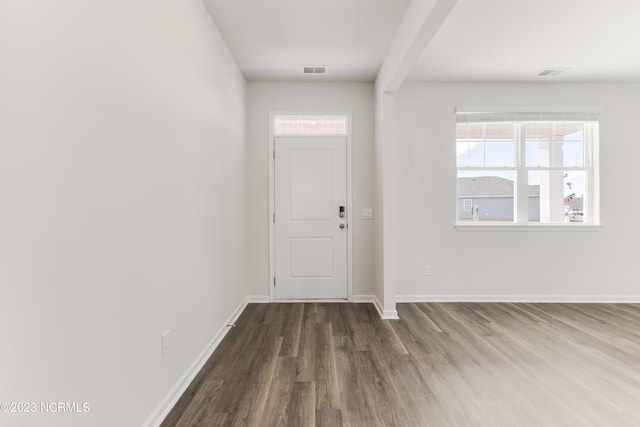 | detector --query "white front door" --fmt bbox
[274,137,347,299]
